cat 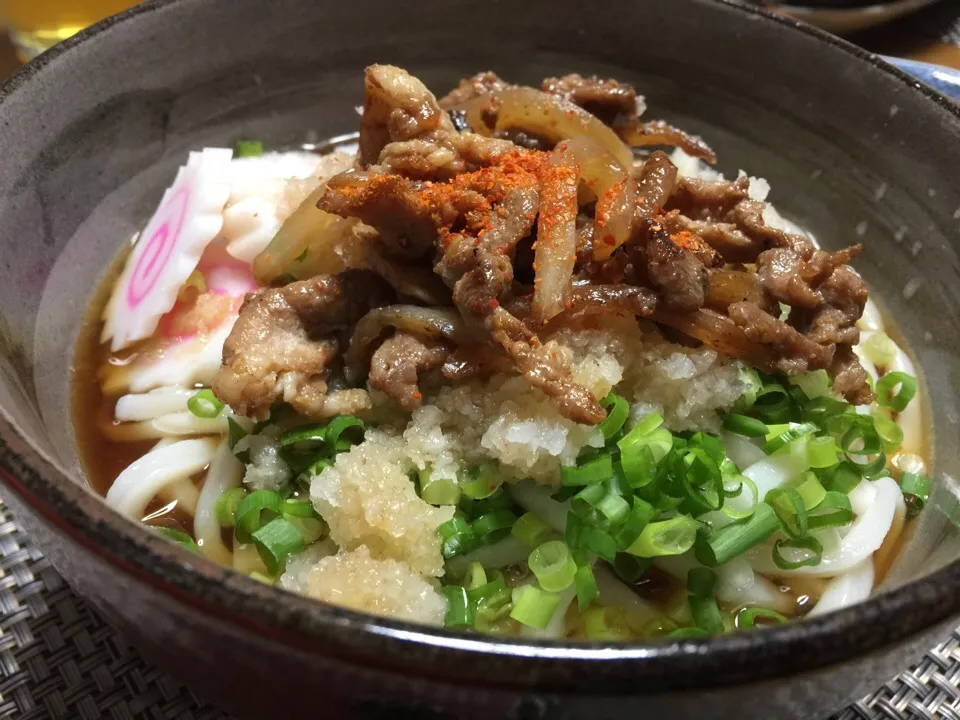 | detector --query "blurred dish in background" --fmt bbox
[3,0,139,60]
[766,0,941,33]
